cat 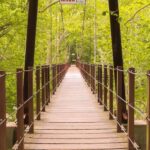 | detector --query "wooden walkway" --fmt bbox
[25,65,128,150]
